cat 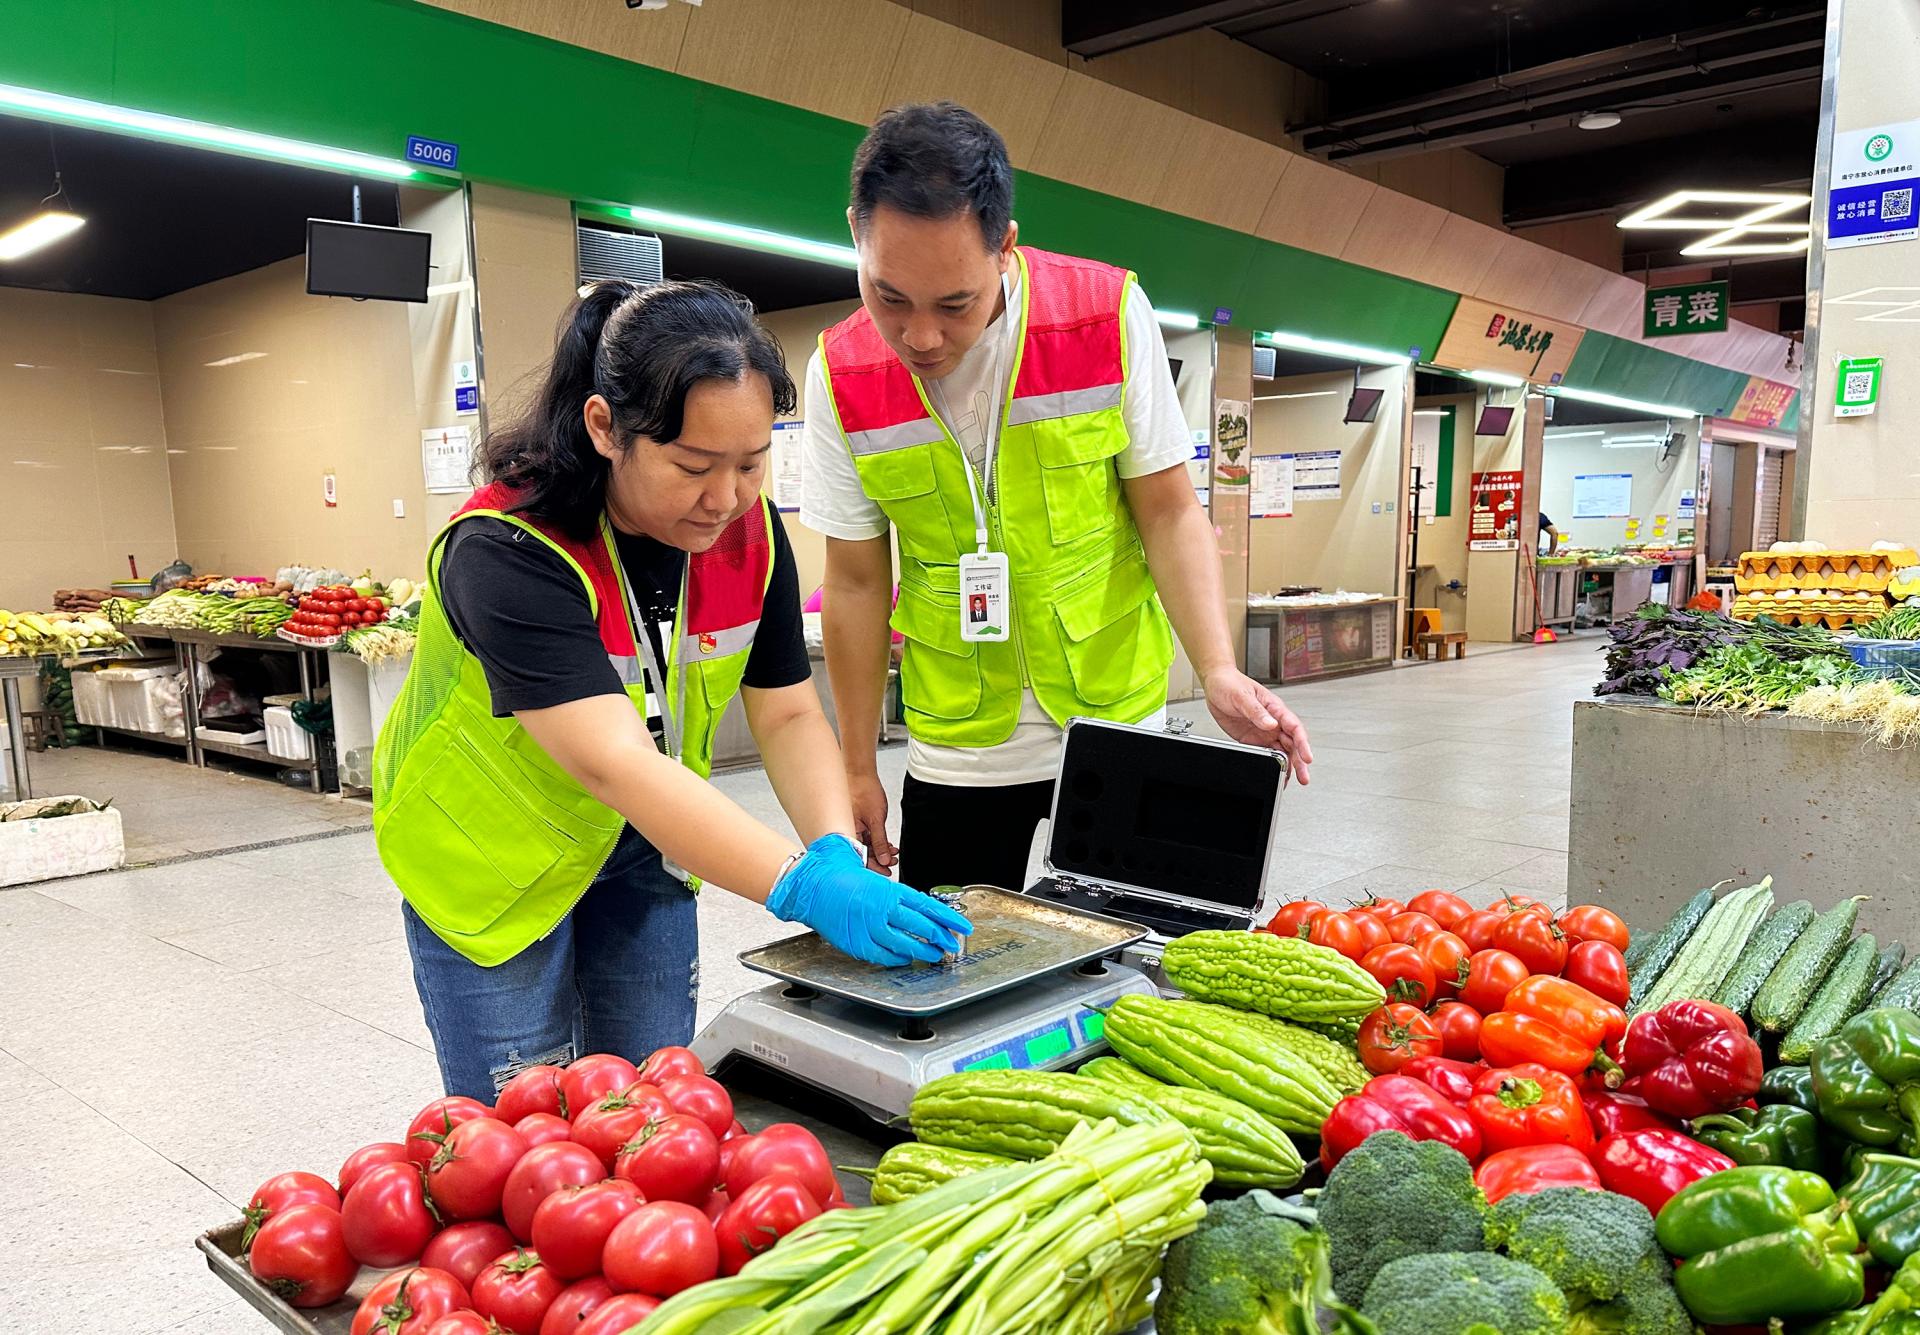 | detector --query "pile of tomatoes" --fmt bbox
[240,1047,844,1335]
[1257,890,1631,1077]
[284,584,389,642]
